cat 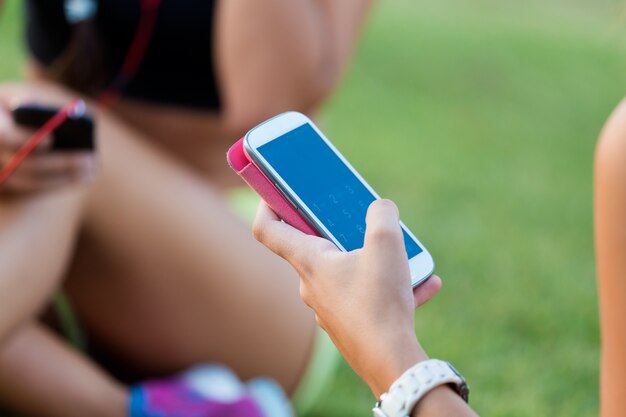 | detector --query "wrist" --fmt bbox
[367,336,428,398]
[373,360,471,417]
